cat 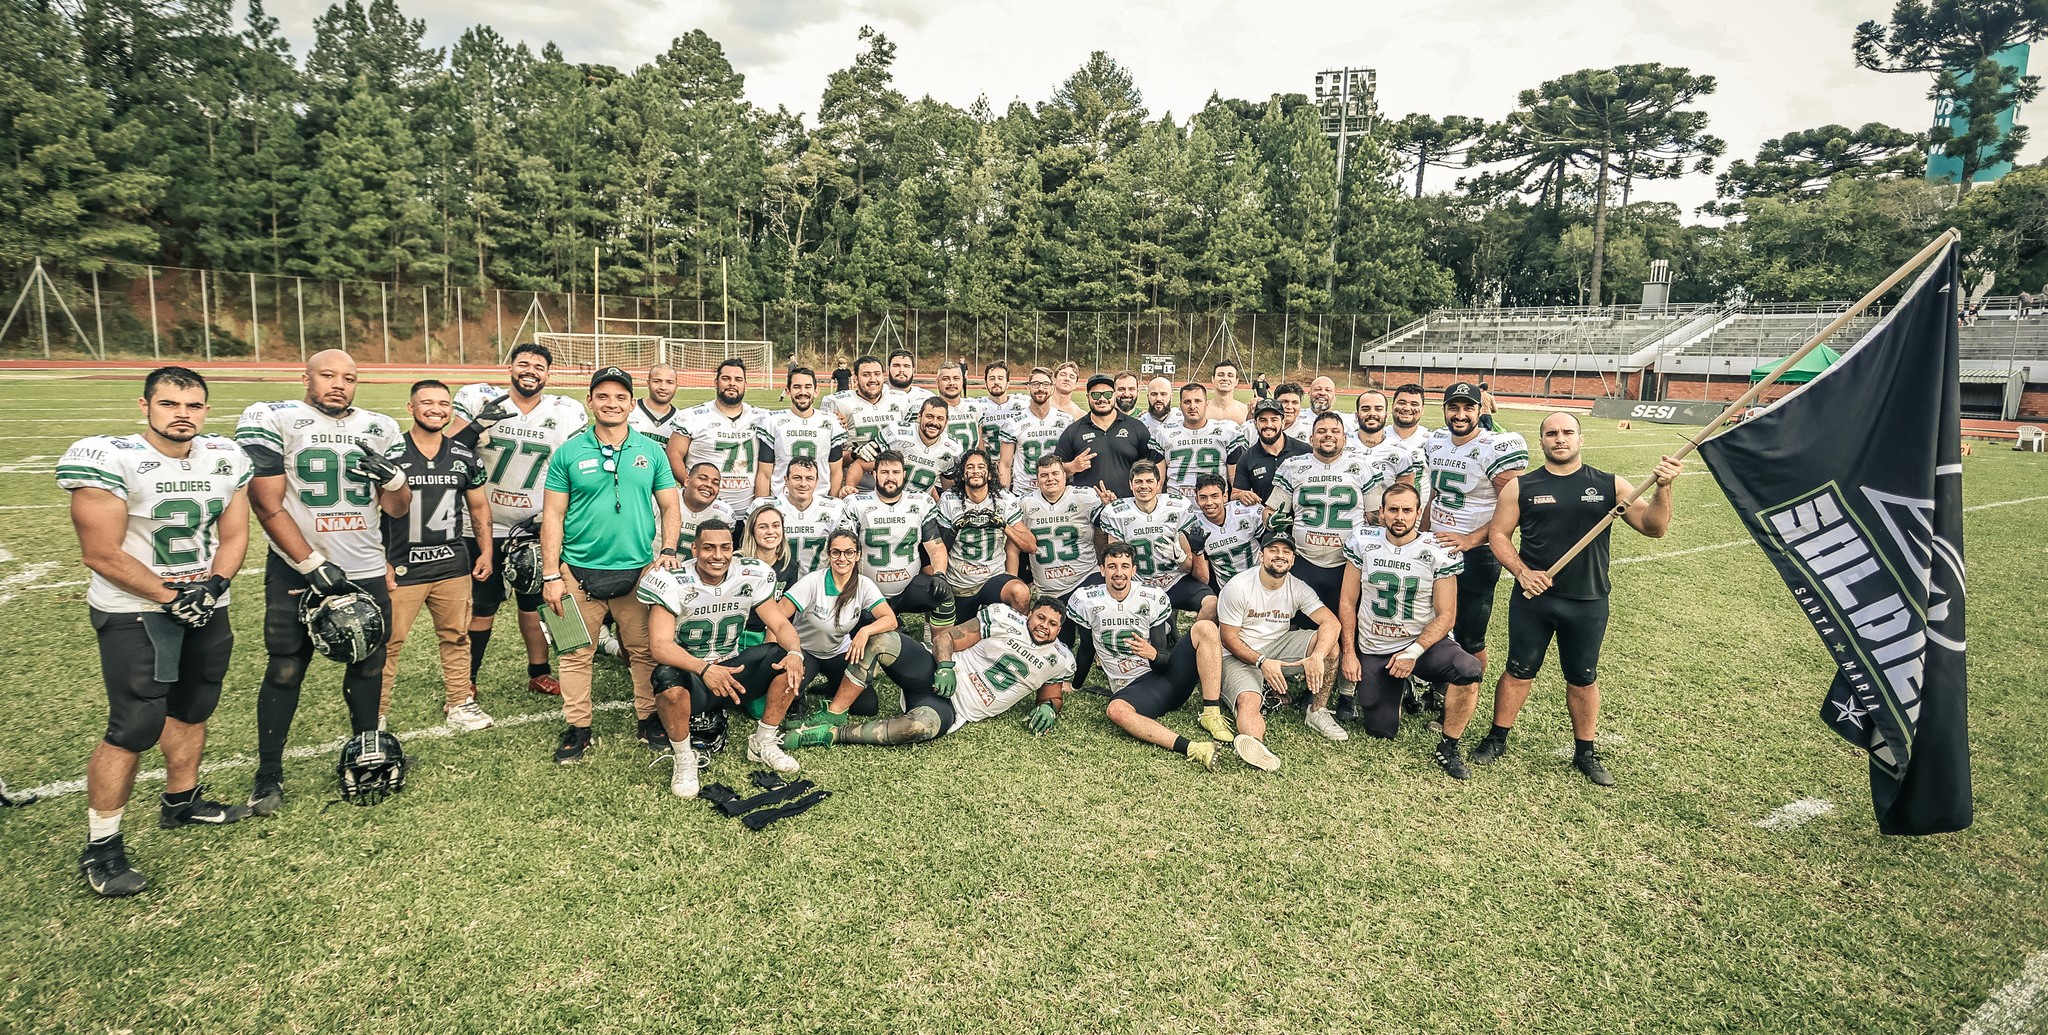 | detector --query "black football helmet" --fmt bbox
[337,730,408,805]
[300,589,387,664]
